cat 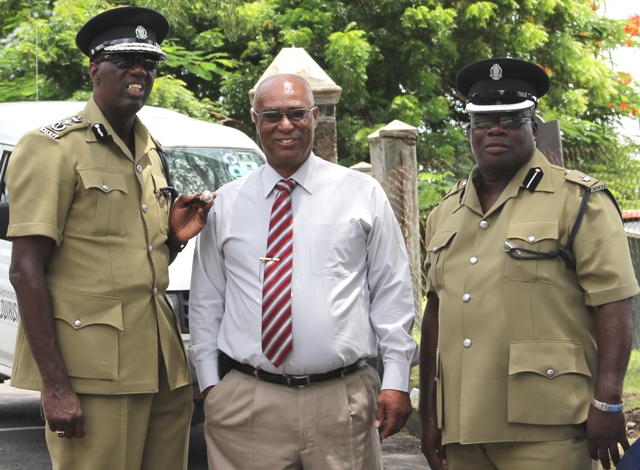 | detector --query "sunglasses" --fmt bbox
[471,116,533,129]
[94,54,158,71]
[255,107,317,124]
